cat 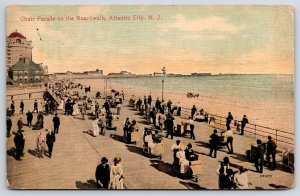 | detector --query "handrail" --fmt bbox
[178,106,294,147]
